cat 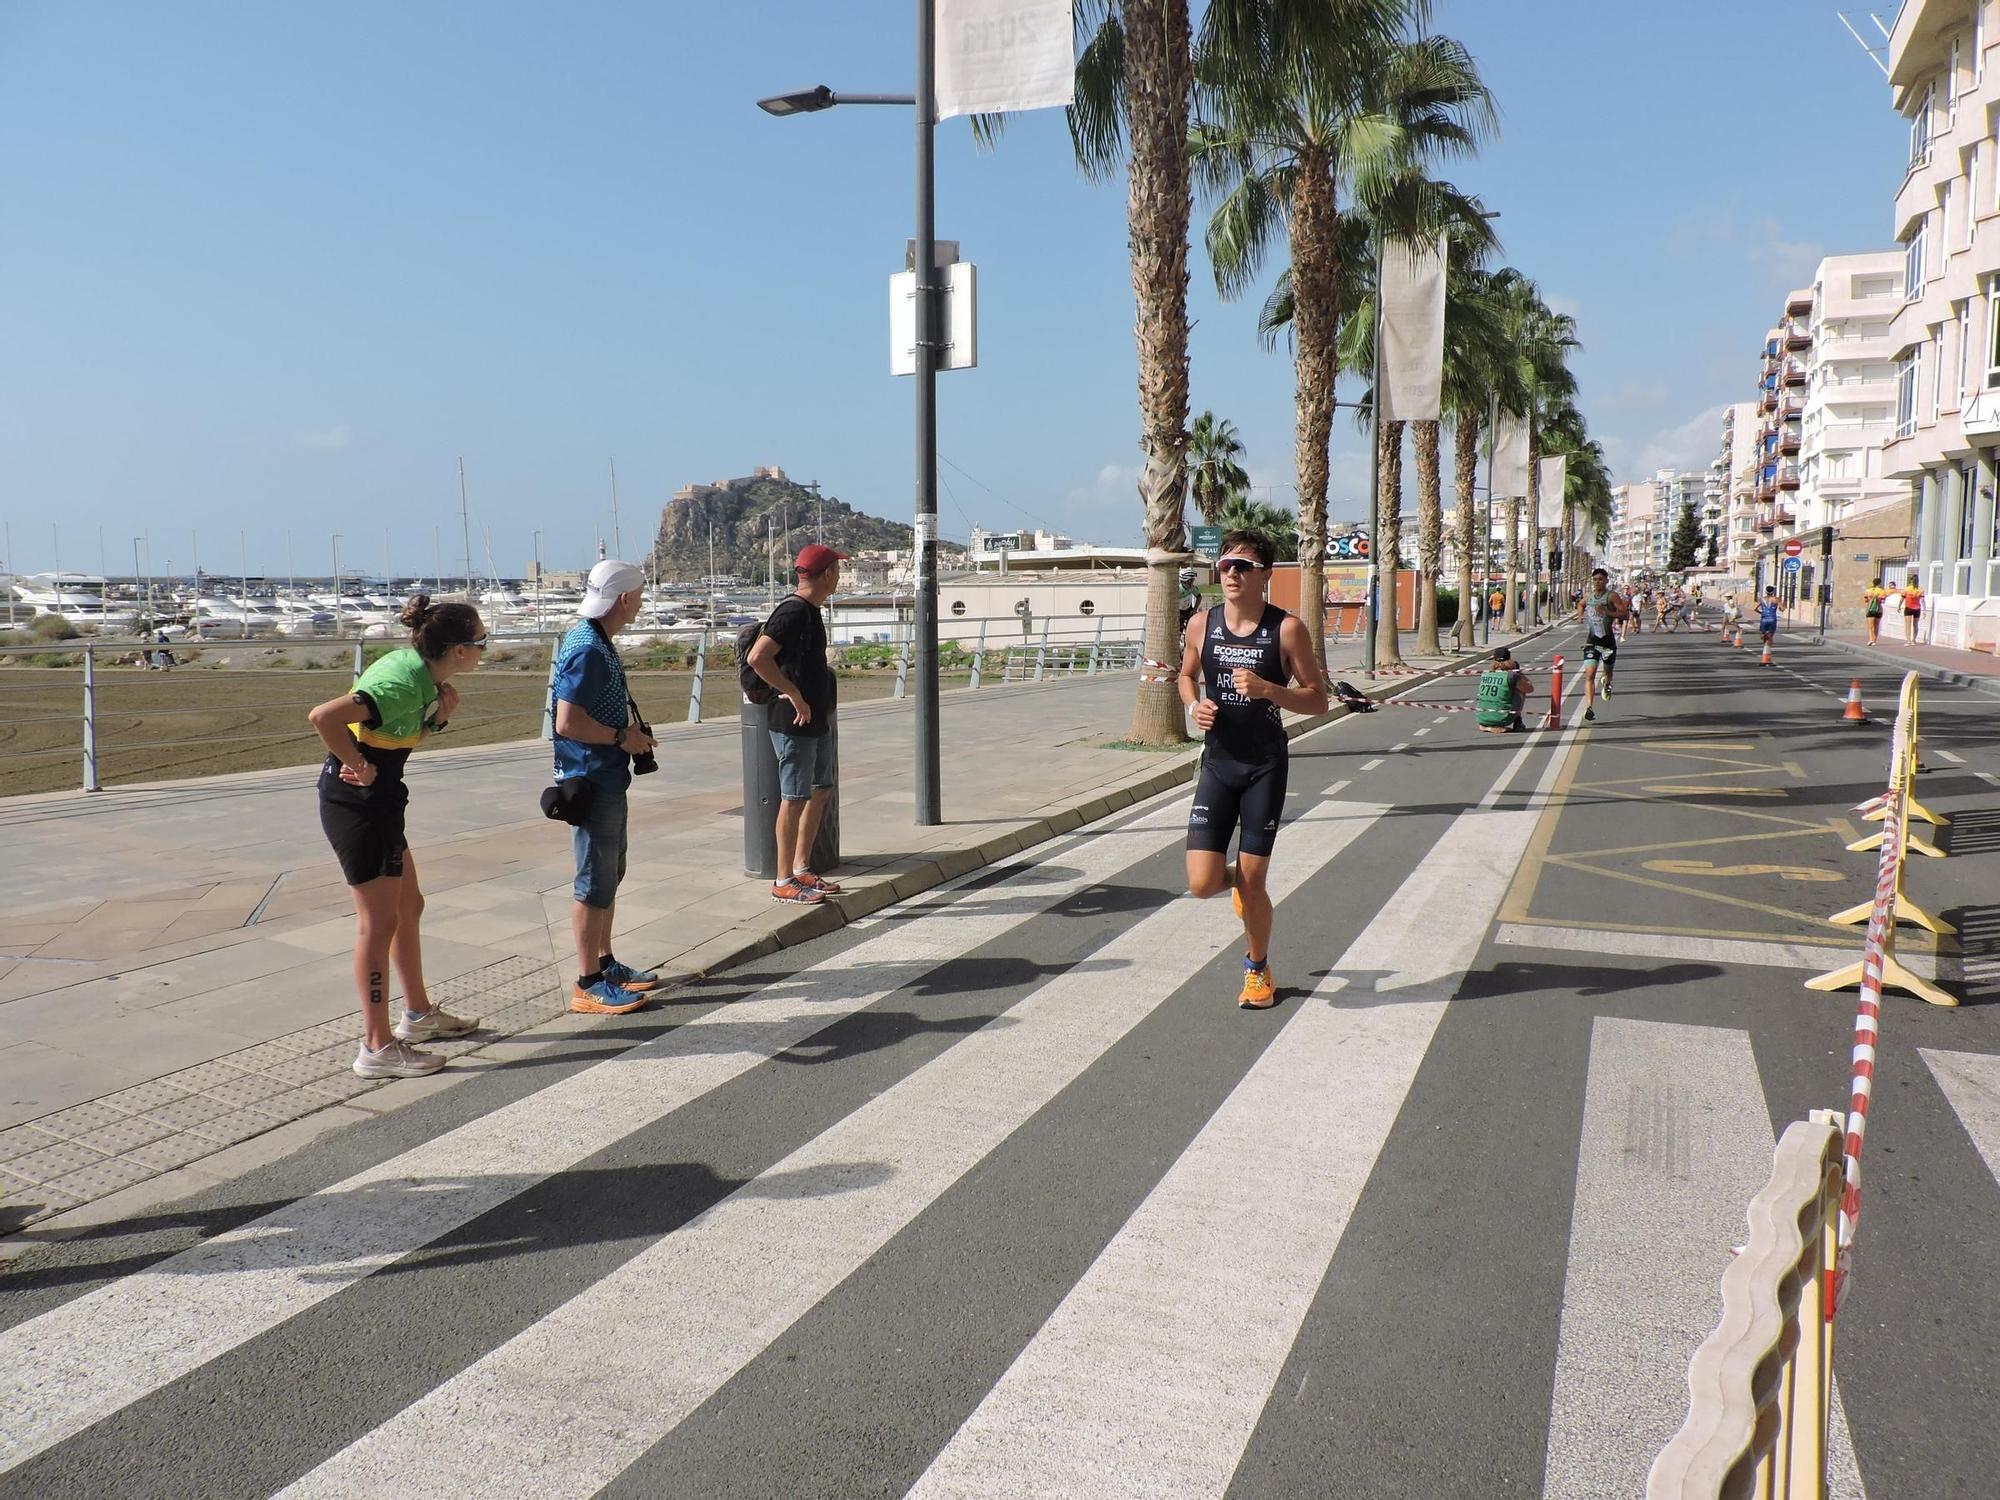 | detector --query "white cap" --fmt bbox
[580,559,645,619]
